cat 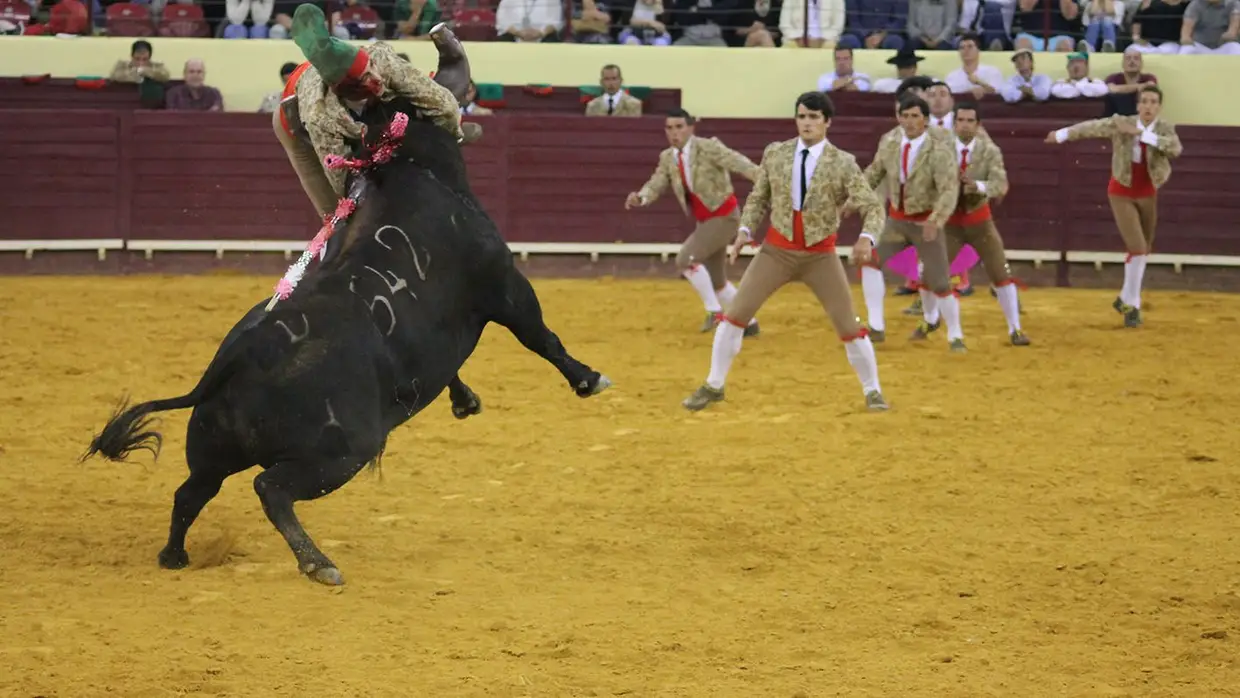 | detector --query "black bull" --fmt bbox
[83,98,612,587]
